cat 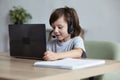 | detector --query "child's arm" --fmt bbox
[43,48,83,61]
